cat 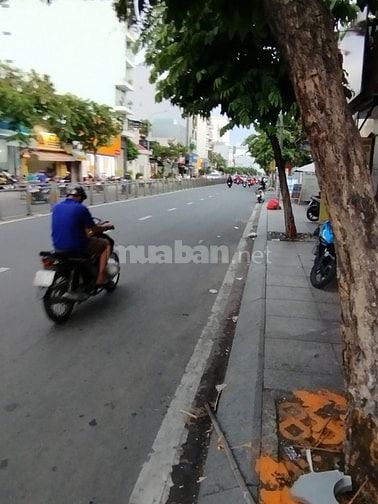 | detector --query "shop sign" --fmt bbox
[34,127,62,151]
